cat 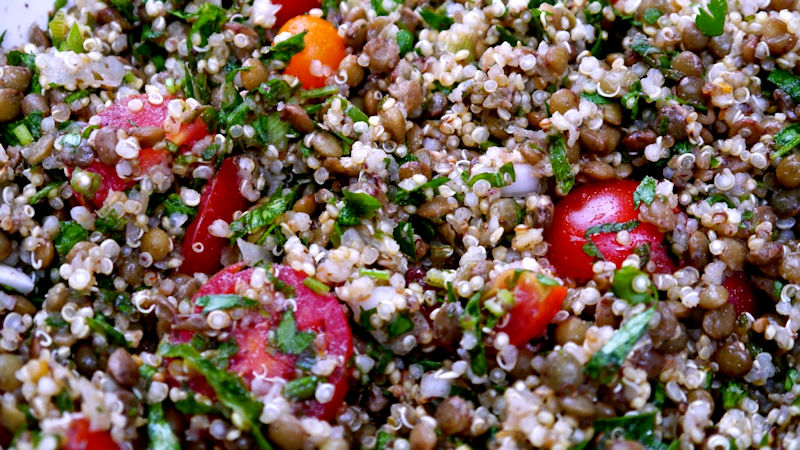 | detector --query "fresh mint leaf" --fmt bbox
[396,28,414,54]
[270,31,306,62]
[394,177,449,206]
[86,313,128,347]
[722,381,747,409]
[695,0,727,37]
[633,176,657,208]
[585,220,641,237]
[420,7,454,31]
[388,314,414,338]
[612,266,657,304]
[147,403,180,450]
[549,134,574,194]
[276,310,315,355]
[584,307,655,383]
[643,8,663,24]
[393,221,416,260]
[253,112,290,150]
[230,188,296,241]
[581,92,613,104]
[769,69,800,103]
[53,388,74,412]
[158,343,270,449]
[161,193,197,219]
[195,295,258,313]
[773,123,800,157]
[337,190,382,227]
[283,376,320,400]
[54,221,87,255]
